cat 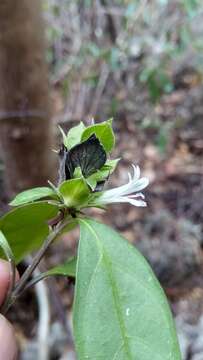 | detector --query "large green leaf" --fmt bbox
[81,119,115,153]
[10,187,57,206]
[0,202,59,263]
[73,219,181,360]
